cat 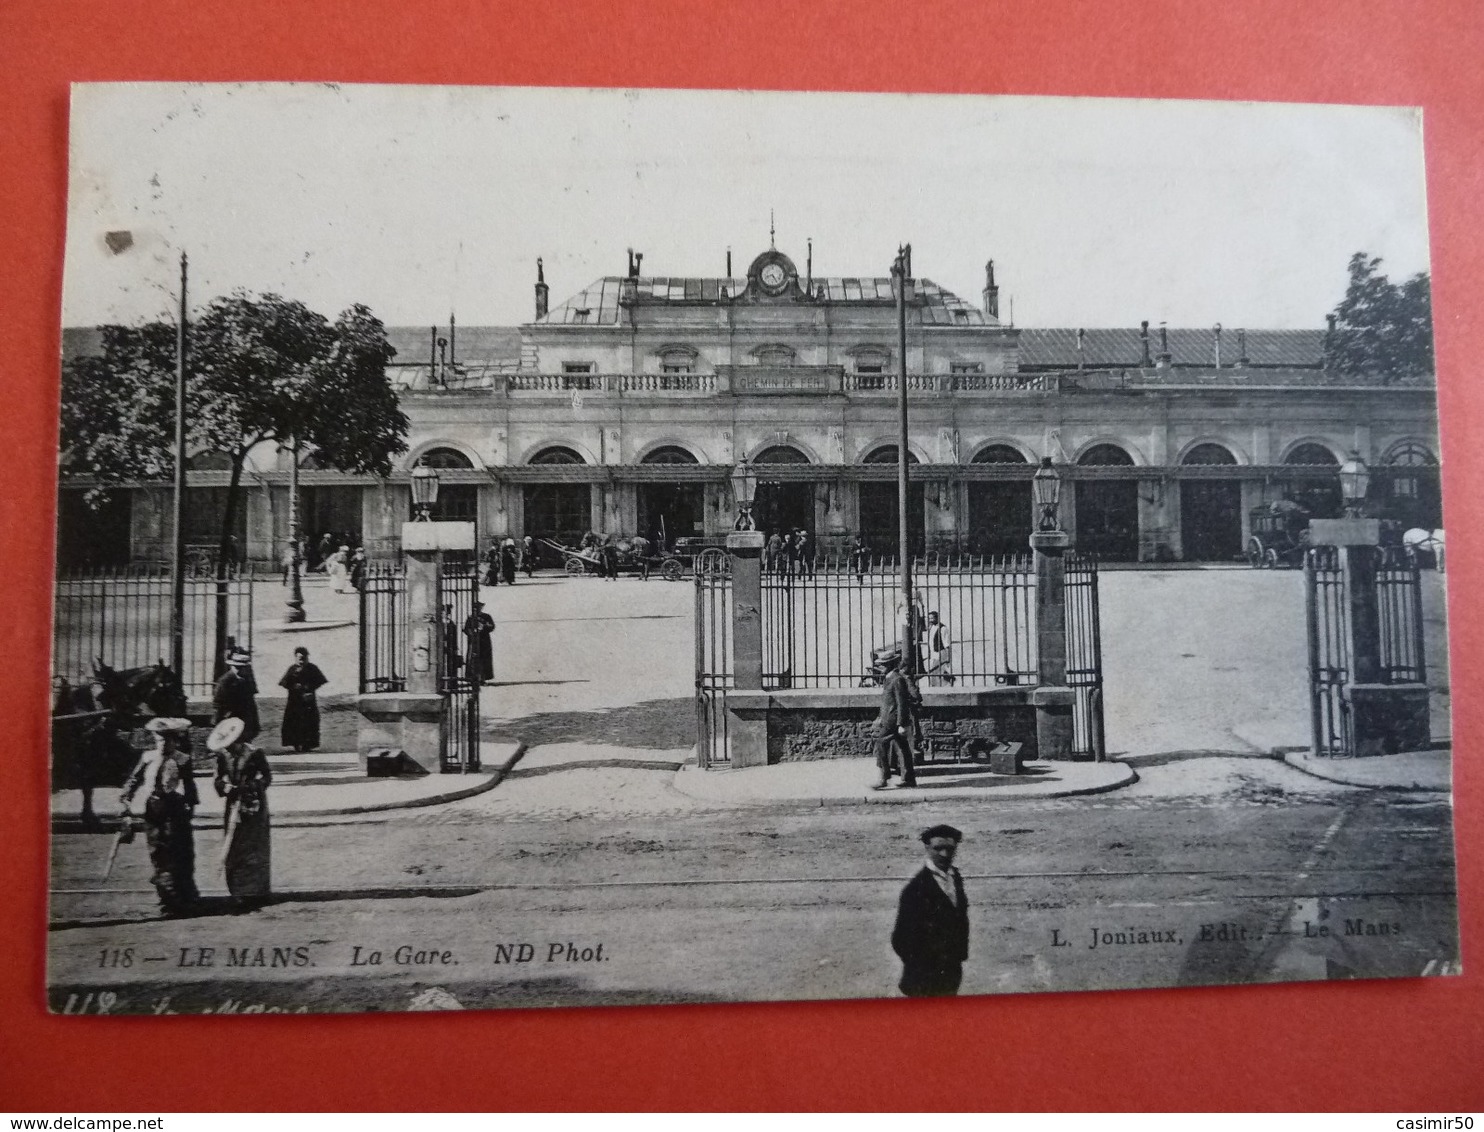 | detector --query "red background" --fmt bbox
[2,0,1481,1111]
